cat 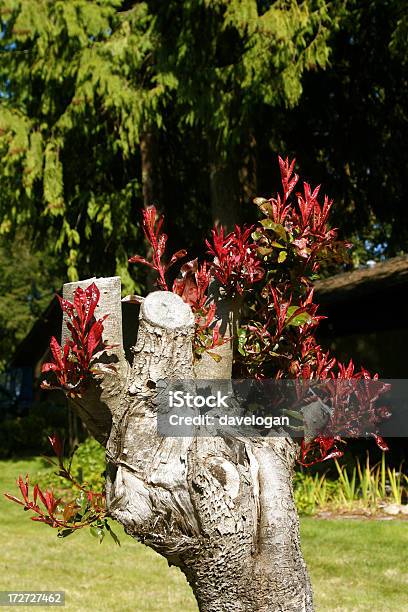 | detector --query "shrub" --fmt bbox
[38,437,106,495]
[294,453,408,515]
